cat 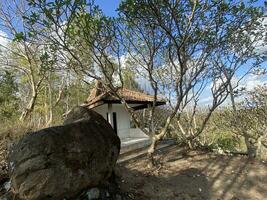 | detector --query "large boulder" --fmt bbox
[63,106,107,125]
[8,107,120,200]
